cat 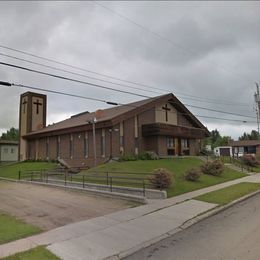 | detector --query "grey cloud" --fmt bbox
[0,1,259,138]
